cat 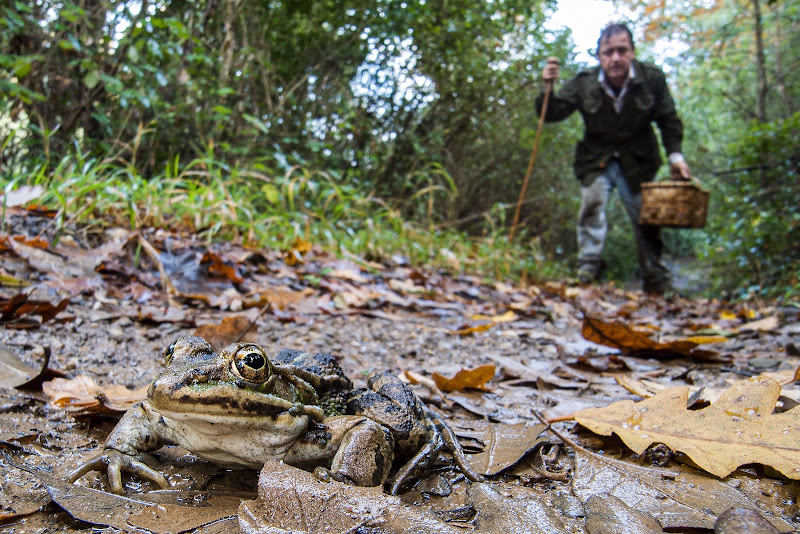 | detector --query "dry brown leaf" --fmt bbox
[193,315,258,351]
[0,234,49,252]
[432,364,496,392]
[572,376,800,479]
[450,323,494,336]
[738,315,781,333]
[201,252,244,284]
[42,375,147,415]
[283,237,312,266]
[470,310,518,323]
[582,315,721,358]
[1,293,70,328]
